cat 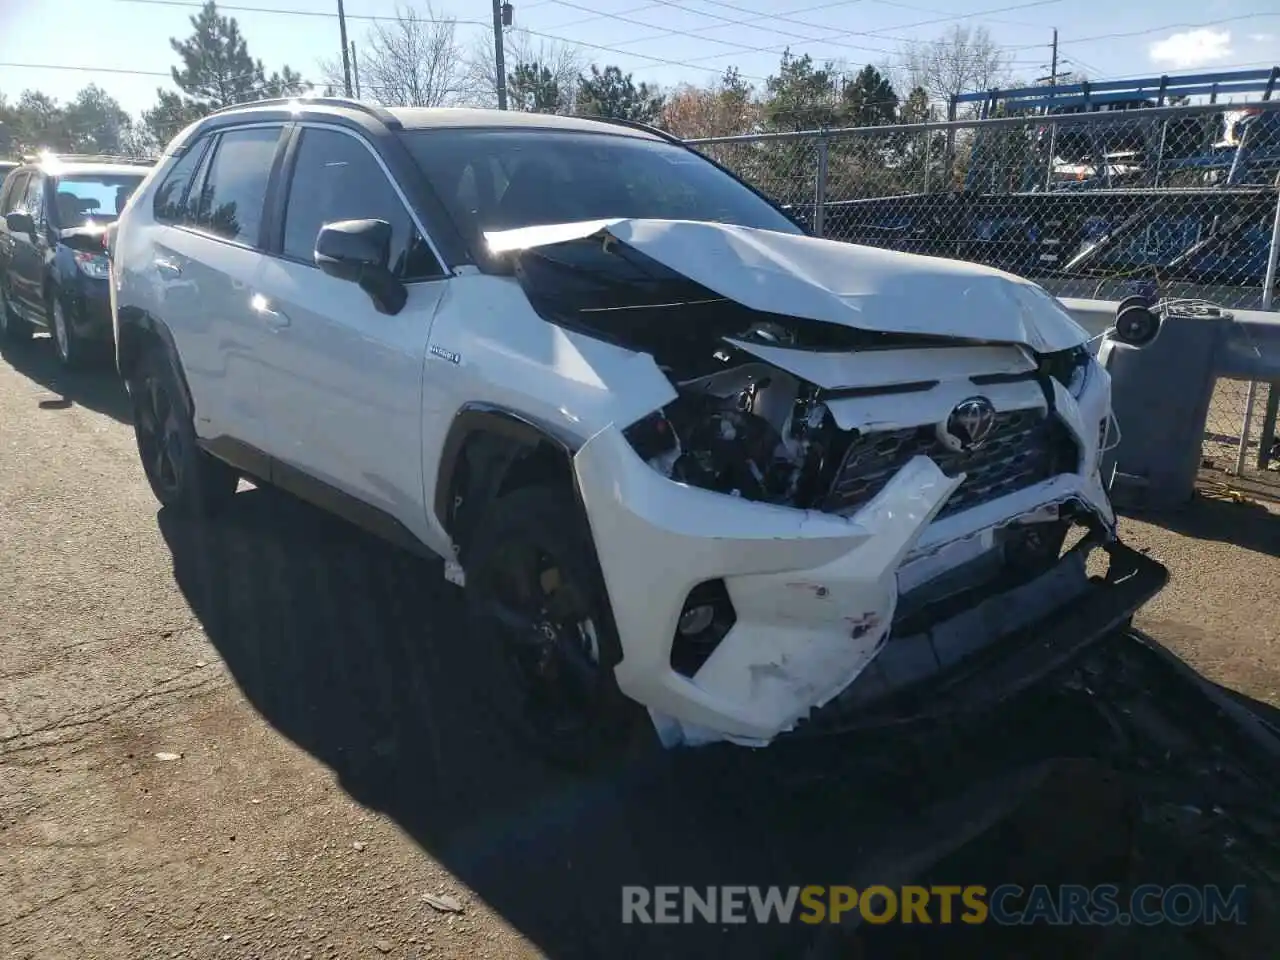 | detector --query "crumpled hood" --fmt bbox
[486,218,1090,353]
